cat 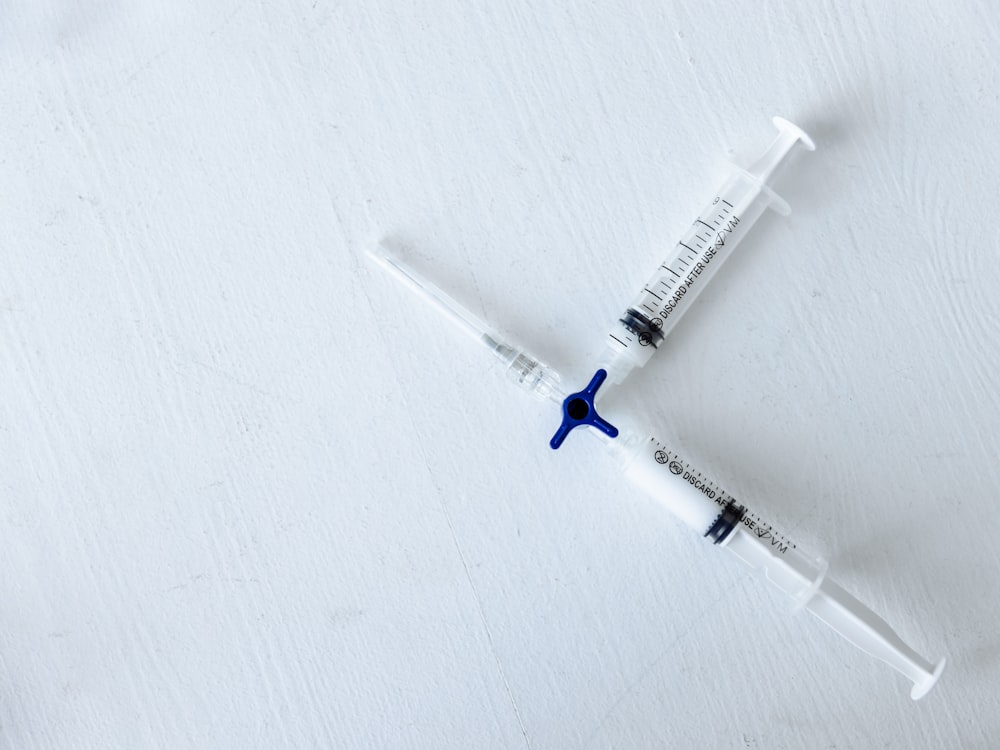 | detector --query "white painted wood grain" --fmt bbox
[2,0,998,747]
